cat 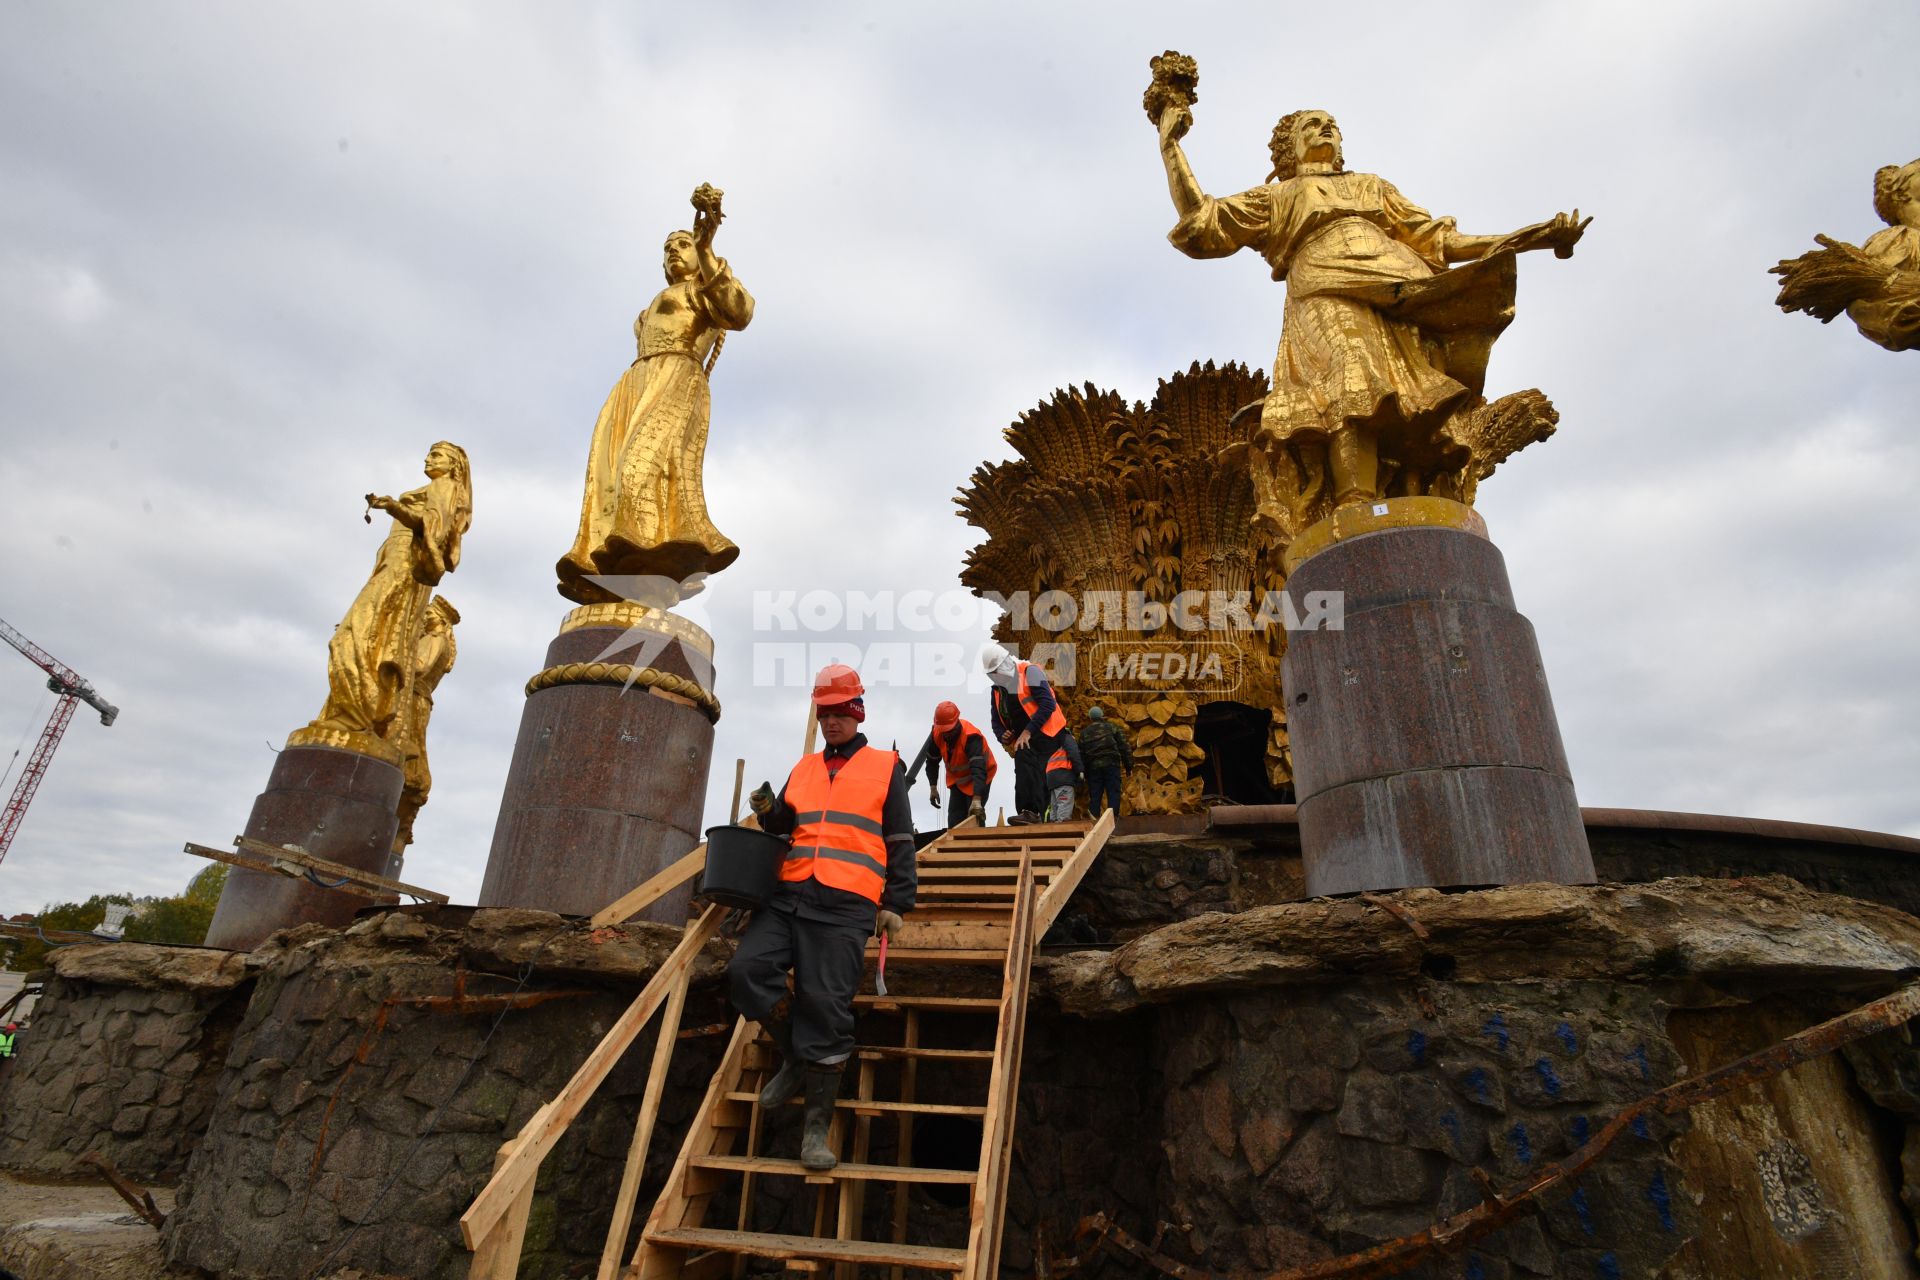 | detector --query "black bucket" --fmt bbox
[699,824,789,910]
